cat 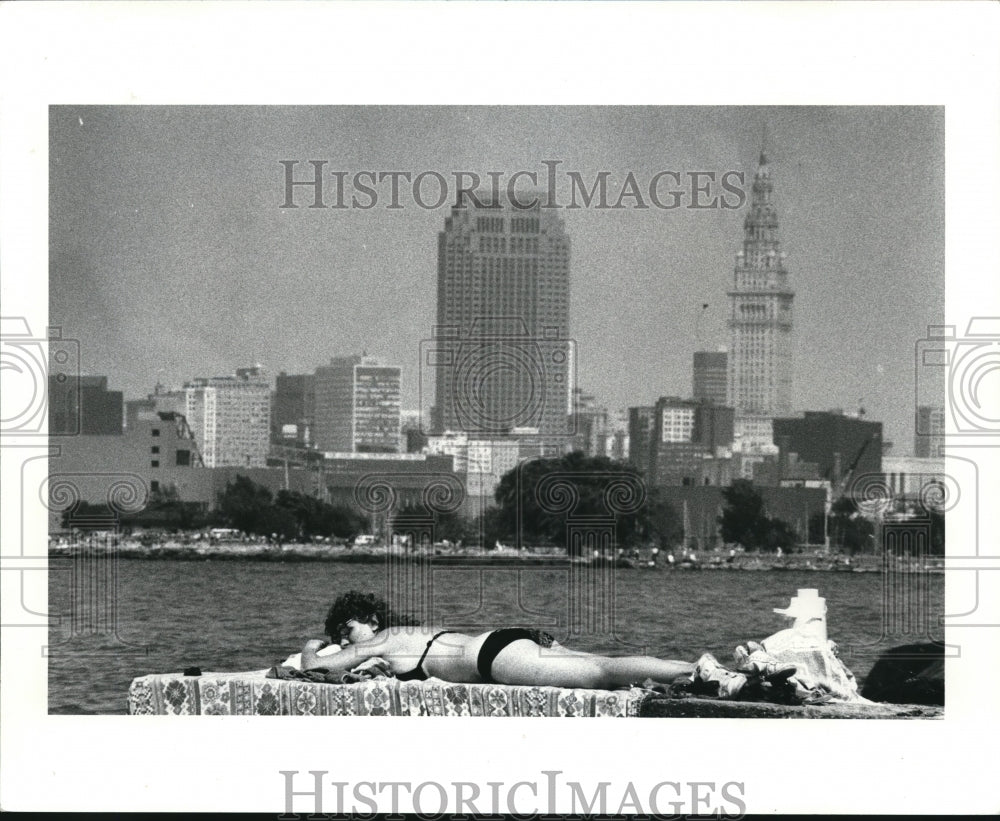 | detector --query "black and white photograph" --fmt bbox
[2,2,999,815]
